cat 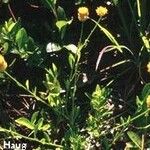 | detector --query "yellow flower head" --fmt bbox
[78,7,89,22]
[147,62,150,73]
[96,6,108,17]
[146,95,150,108]
[0,54,7,72]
